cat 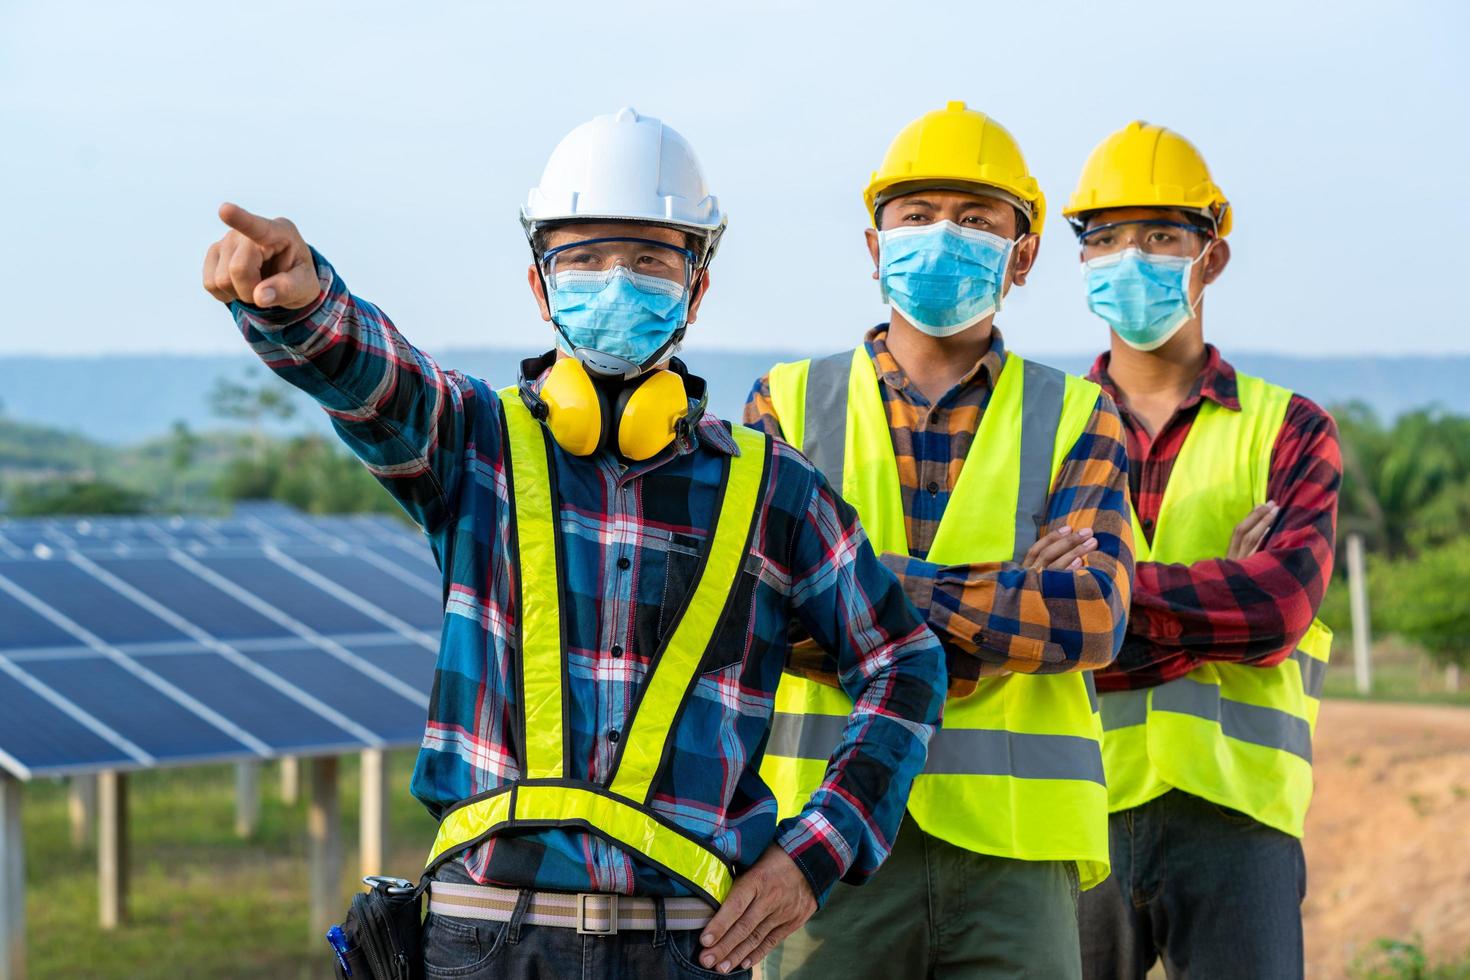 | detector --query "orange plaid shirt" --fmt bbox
[745,327,1134,697]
